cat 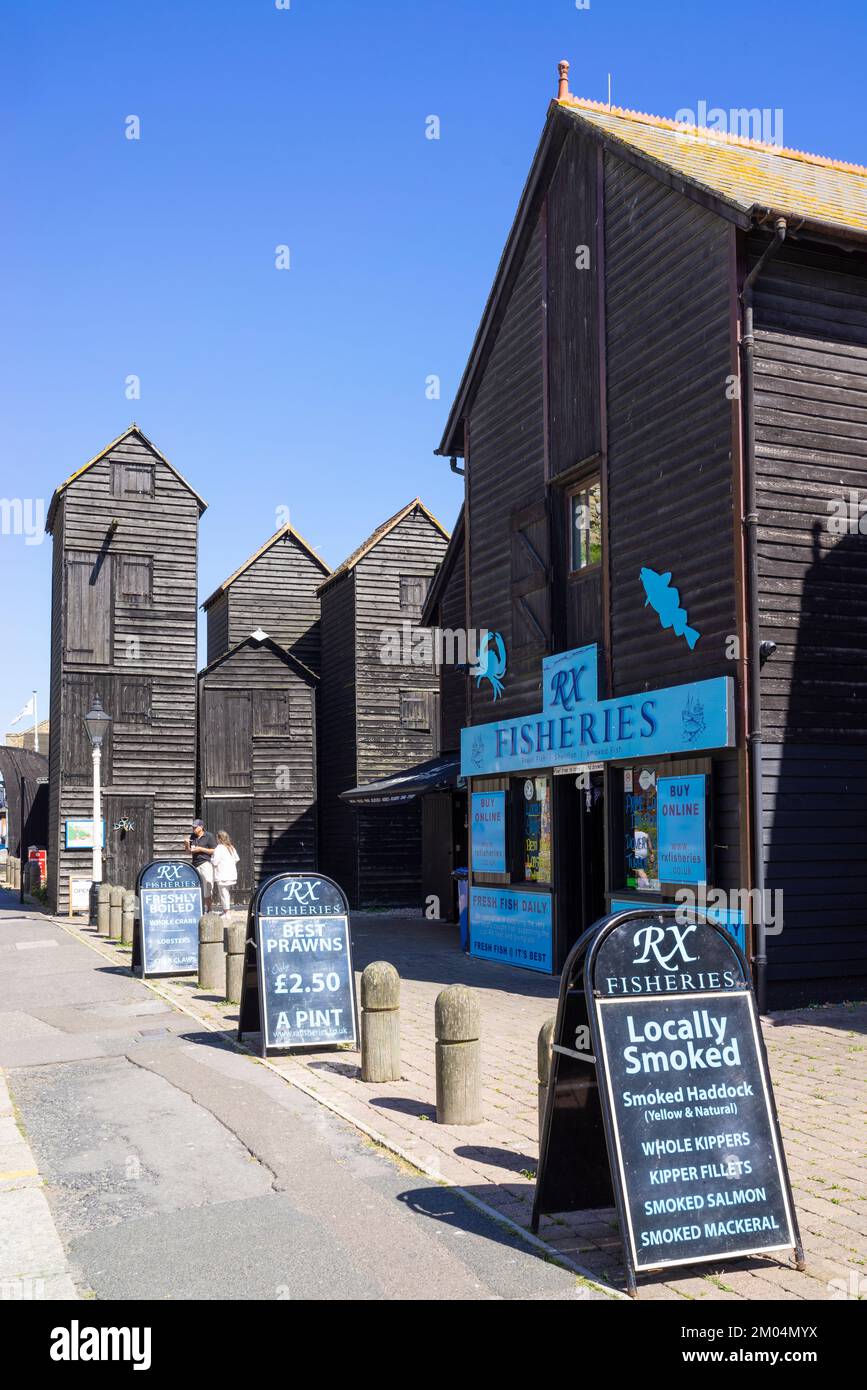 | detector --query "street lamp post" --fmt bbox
[84,693,112,916]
